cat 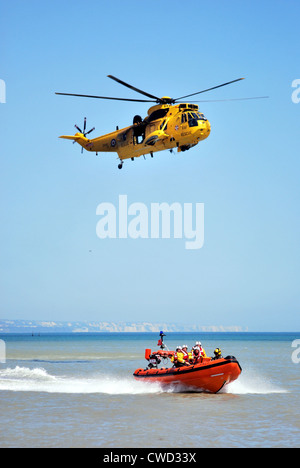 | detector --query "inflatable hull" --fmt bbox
[133,356,242,393]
